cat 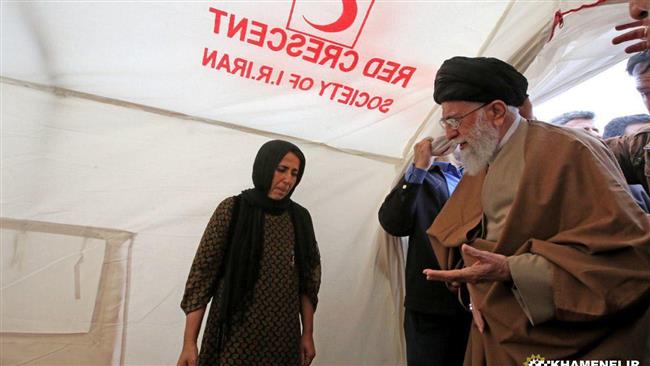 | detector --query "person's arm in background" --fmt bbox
[612,0,649,54]
[606,130,649,193]
[378,138,434,236]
